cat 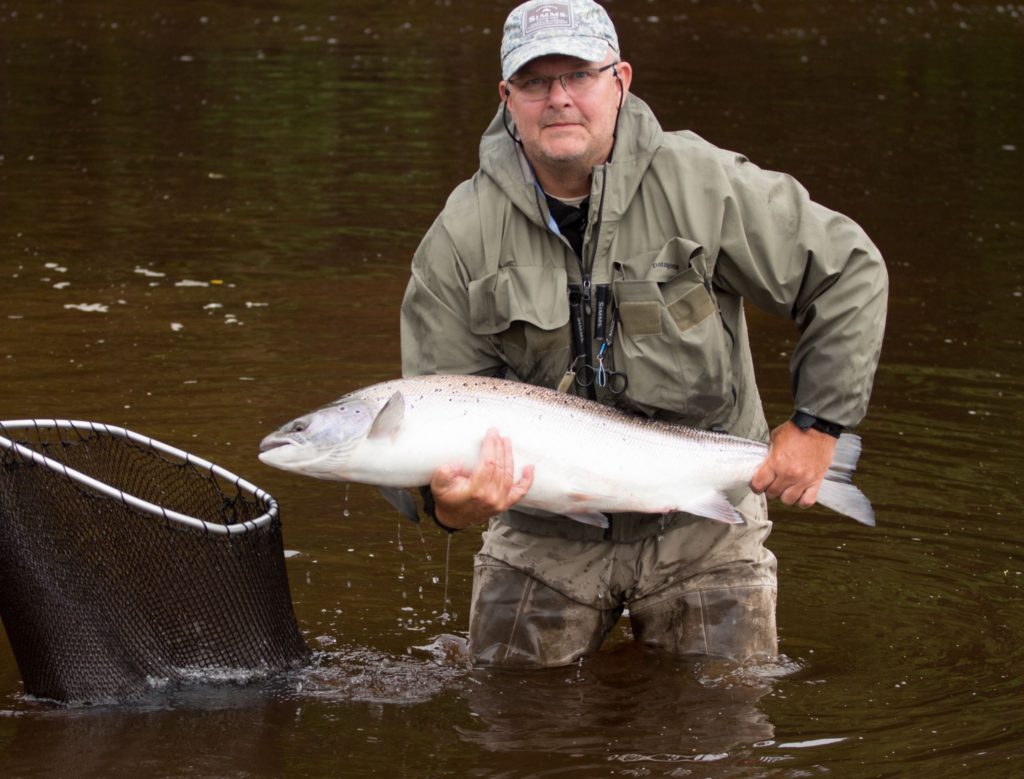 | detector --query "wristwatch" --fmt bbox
[790,410,844,438]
